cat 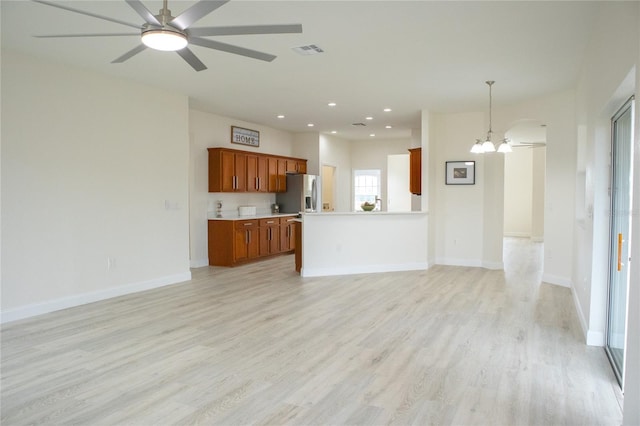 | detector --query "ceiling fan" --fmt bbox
[513,142,547,149]
[32,0,303,71]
